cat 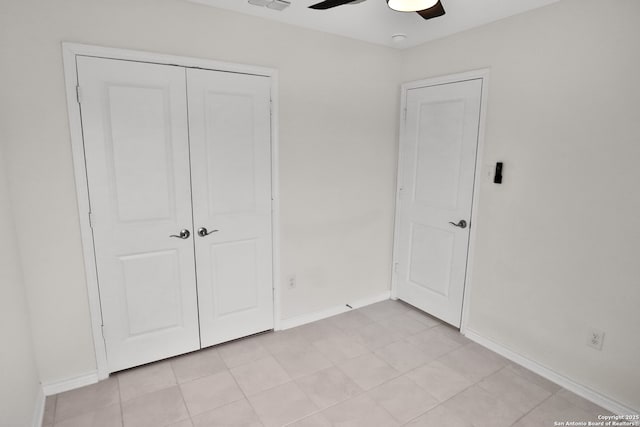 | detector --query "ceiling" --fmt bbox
[187,0,560,49]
